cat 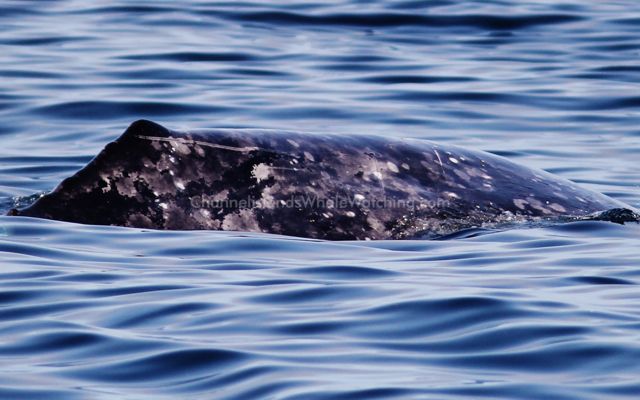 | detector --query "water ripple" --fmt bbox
[217,11,583,30]
[0,217,638,398]
[121,51,260,62]
[34,101,228,119]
